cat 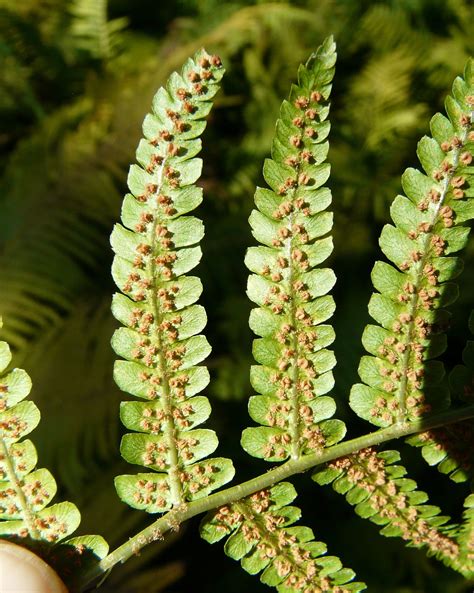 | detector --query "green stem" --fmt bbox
[79,404,474,590]
[0,435,40,539]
